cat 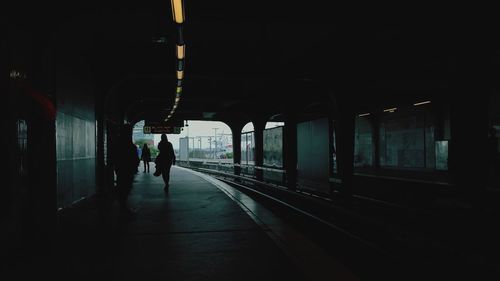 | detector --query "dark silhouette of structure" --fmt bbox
[4,2,500,280]
[115,124,140,214]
